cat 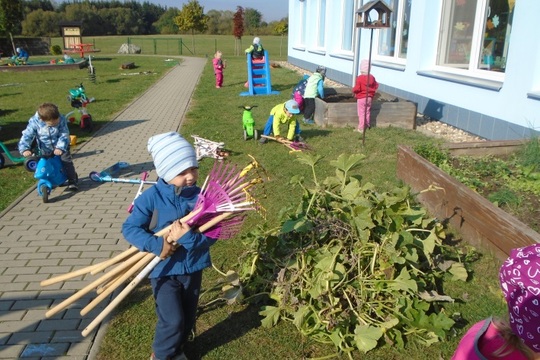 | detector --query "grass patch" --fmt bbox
[0,54,176,211]
[94,56,504,359]
[50,35,289,61]
[0,36,507,358]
